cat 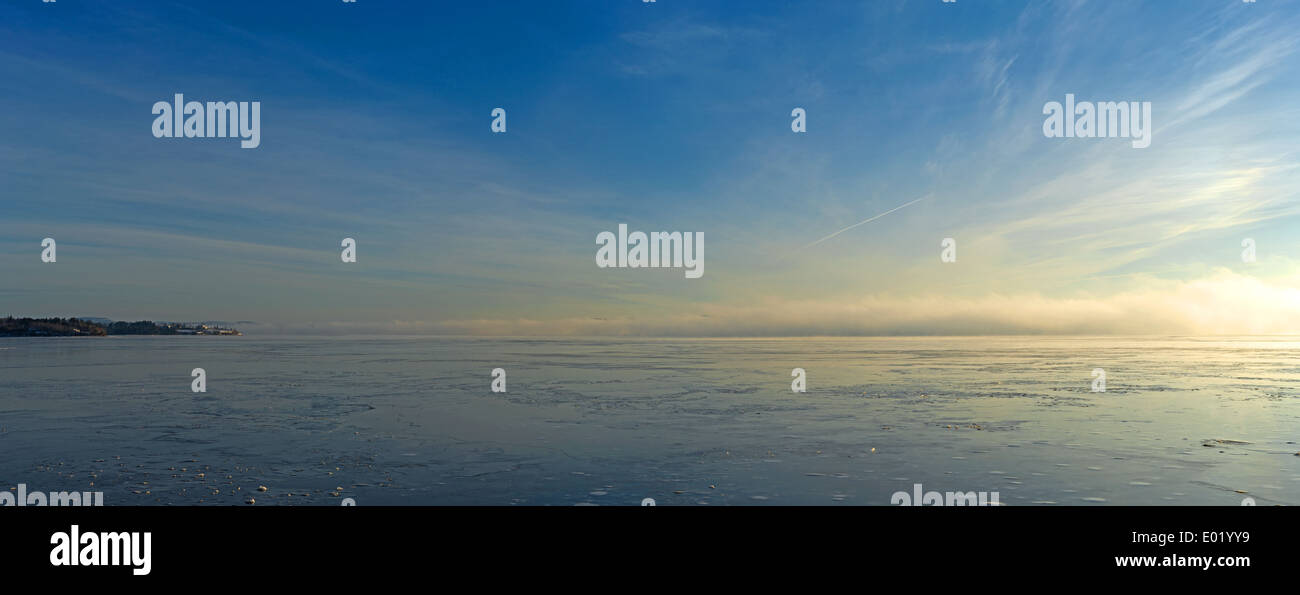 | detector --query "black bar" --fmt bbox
[3,505,1283,583]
